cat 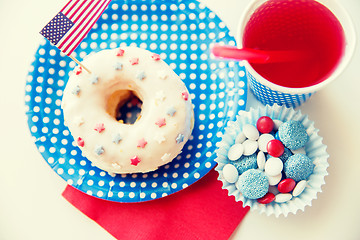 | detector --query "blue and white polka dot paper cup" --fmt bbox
[235,0,356,108]
[215,104,329,217]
